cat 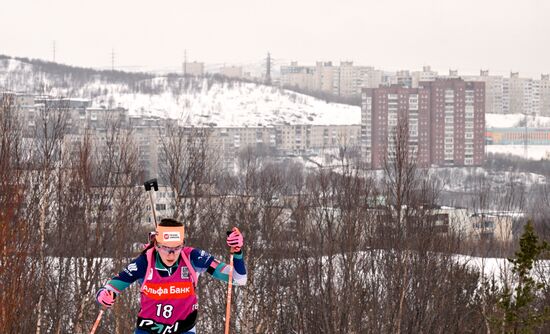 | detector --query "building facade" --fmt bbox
[280,62,317,91]
[220,66,243,79]
[486,127,550,145]
[280,61,382,97]
[362,78,485,169]
[362,86,431,168]
[421,79,485,166]
[184,61,204,77]
[411,66,438,87]
[540,74,550,116]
